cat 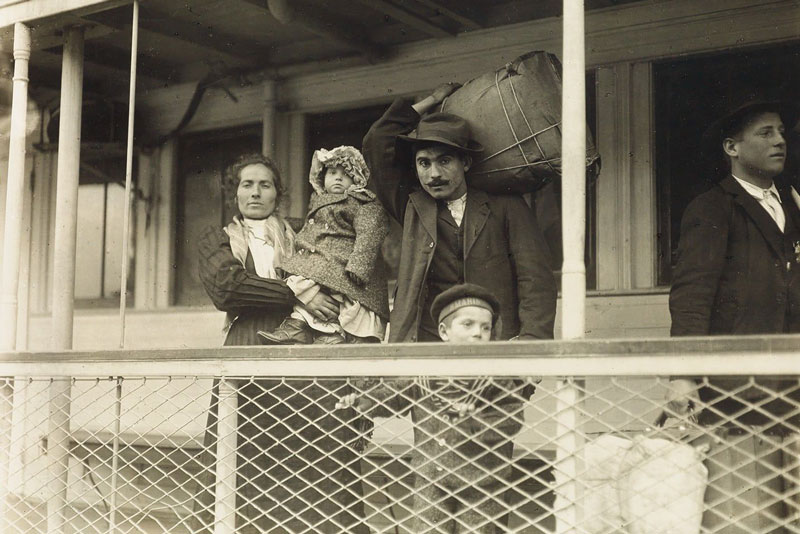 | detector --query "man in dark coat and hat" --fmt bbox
[362,83,557,342]
[667,94,800,532]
